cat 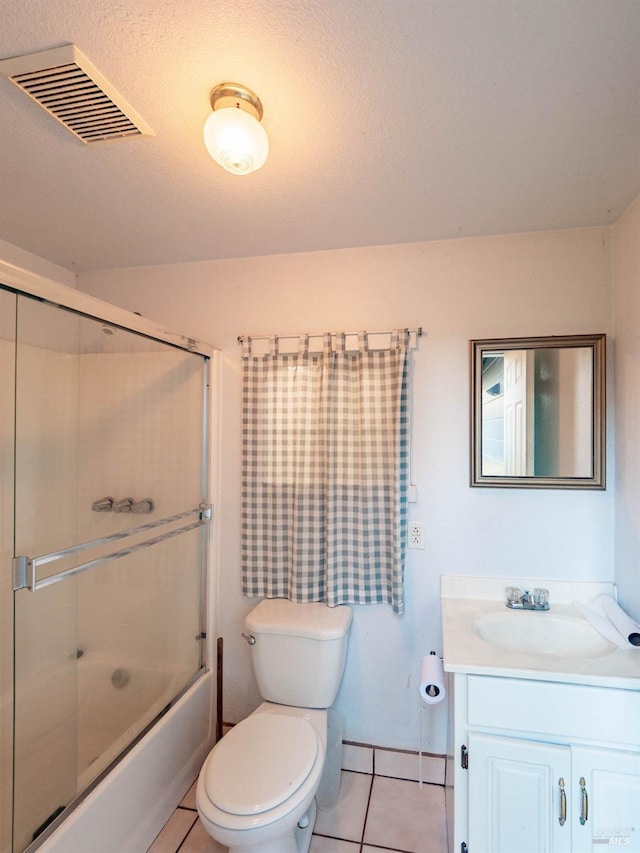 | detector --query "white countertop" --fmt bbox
[441,575,640,690]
